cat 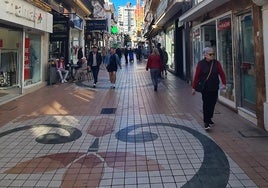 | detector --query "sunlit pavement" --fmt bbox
[0,56,267,187]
